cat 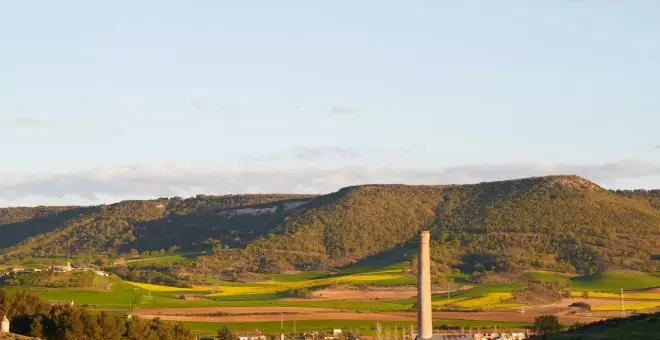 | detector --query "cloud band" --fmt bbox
[0,160,658,206]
